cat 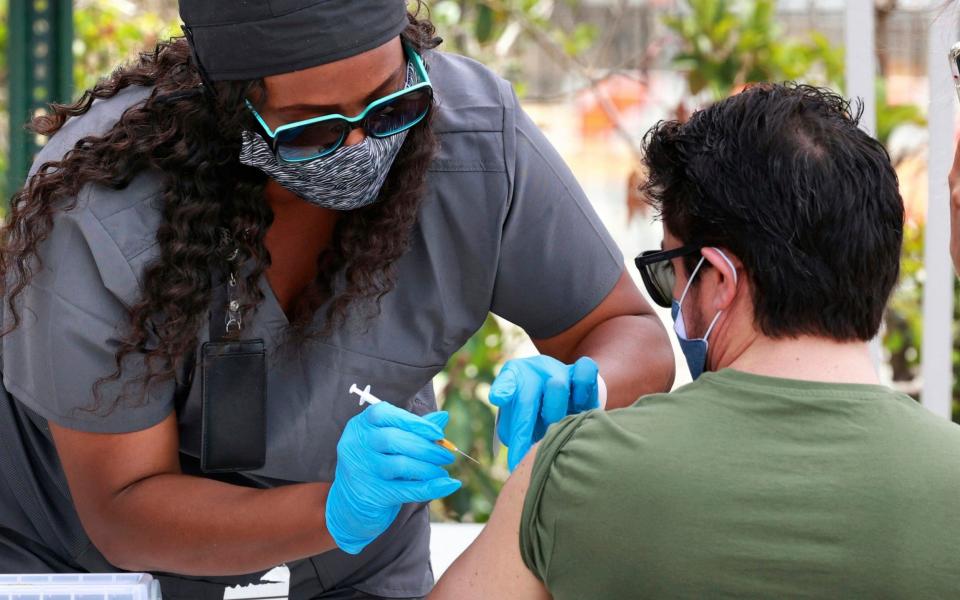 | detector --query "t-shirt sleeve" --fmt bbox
[1,200,175,433]
[490,102,624,339]
[519,410,593,582]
